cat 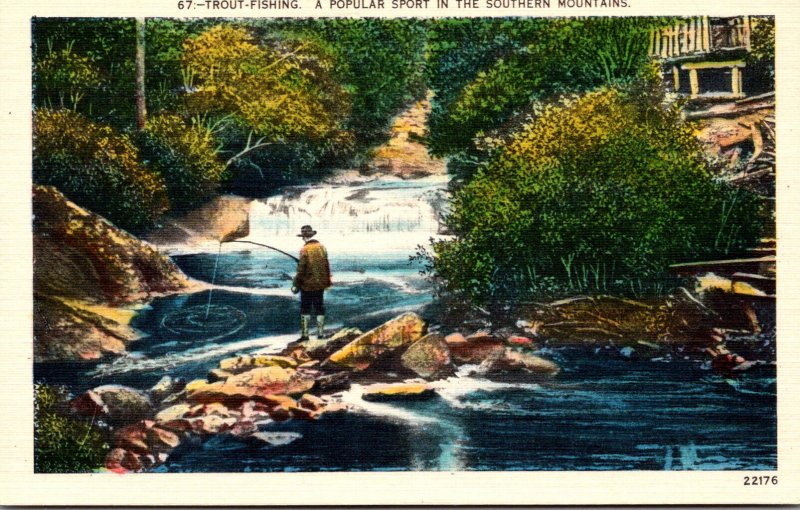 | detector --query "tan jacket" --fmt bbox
[293,240,332,291]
